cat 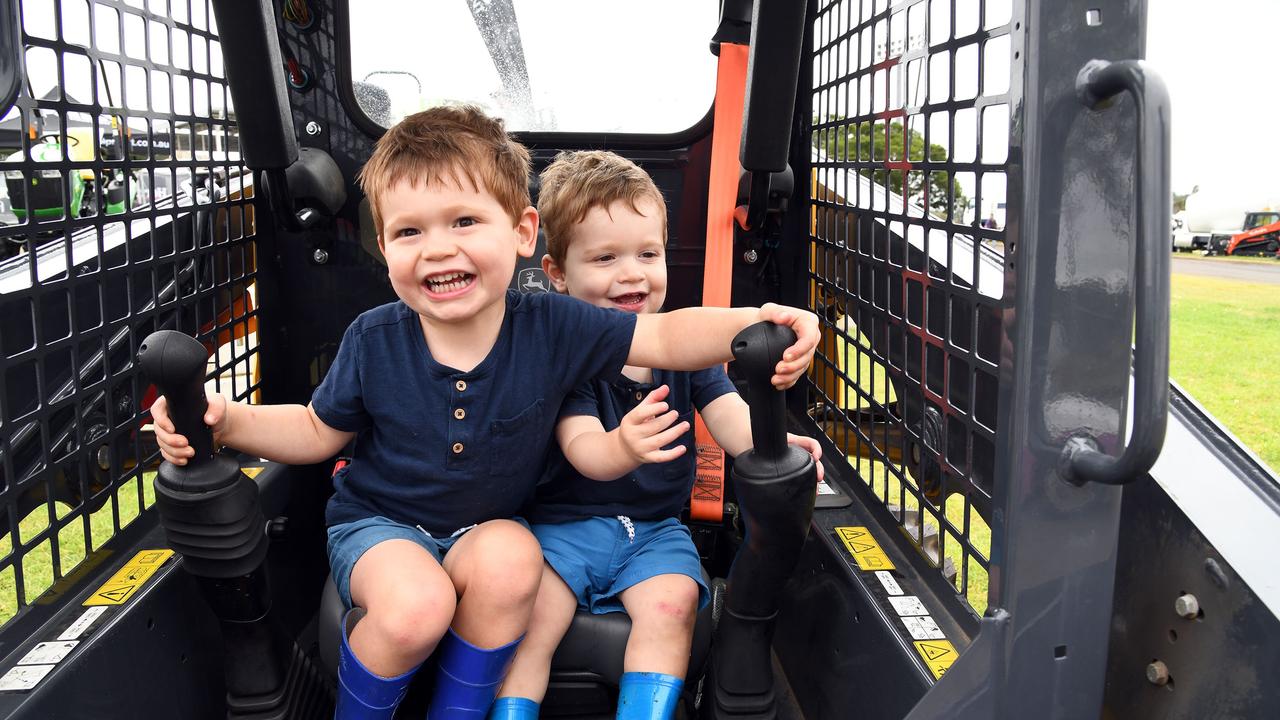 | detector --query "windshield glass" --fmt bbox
[347,1,718,134]
[1246,212,1280,230]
